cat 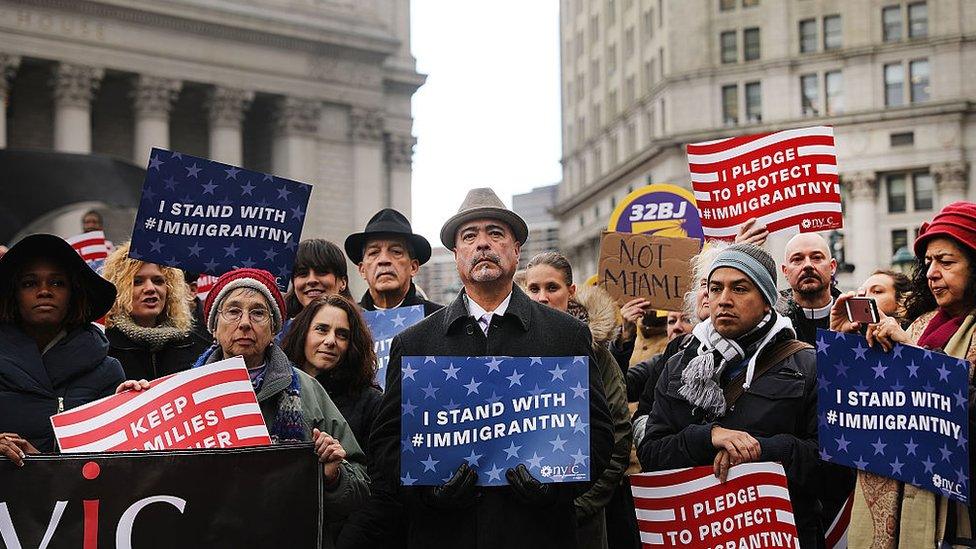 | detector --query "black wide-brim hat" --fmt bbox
[344,208,432,265]
[0,234,117,322]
